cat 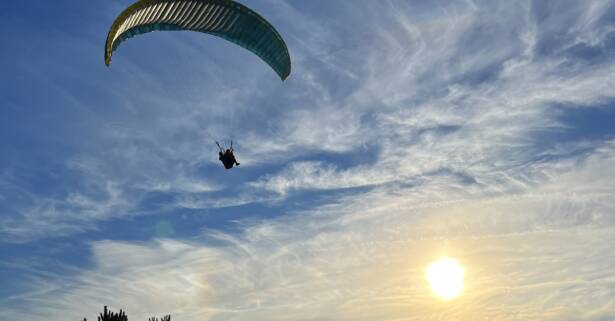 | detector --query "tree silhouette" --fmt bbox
[98,306,127,321]
[81,306,169,321]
